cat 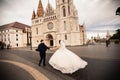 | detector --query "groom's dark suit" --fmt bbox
[38,42,49,66]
